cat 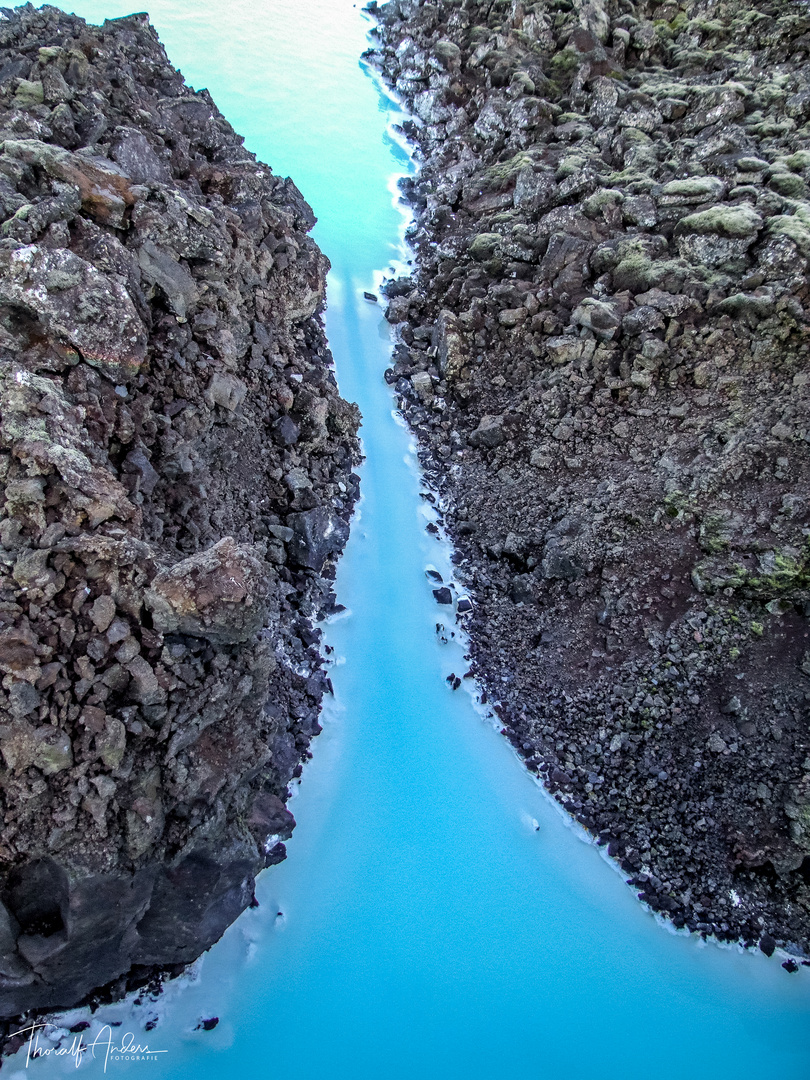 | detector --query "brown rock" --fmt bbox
[2,139,139,228]
[145,537,270,644]
[89,594,116,633]
[0,246,147,382]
